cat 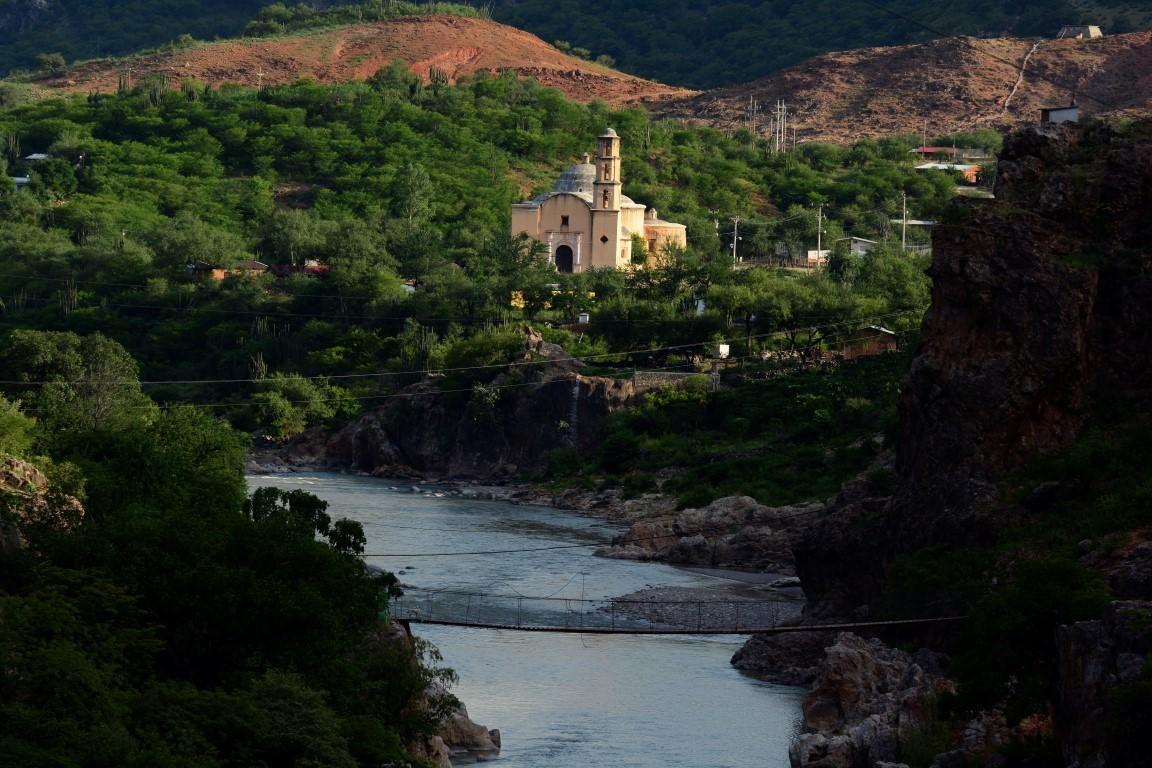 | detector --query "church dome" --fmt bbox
[553,161,596,194]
